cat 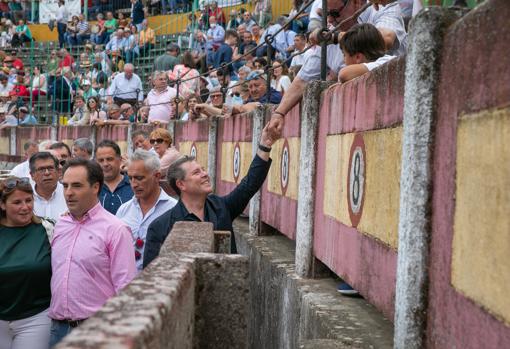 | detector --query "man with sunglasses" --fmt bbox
[49,142,72,180]
[29,152,67,222]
